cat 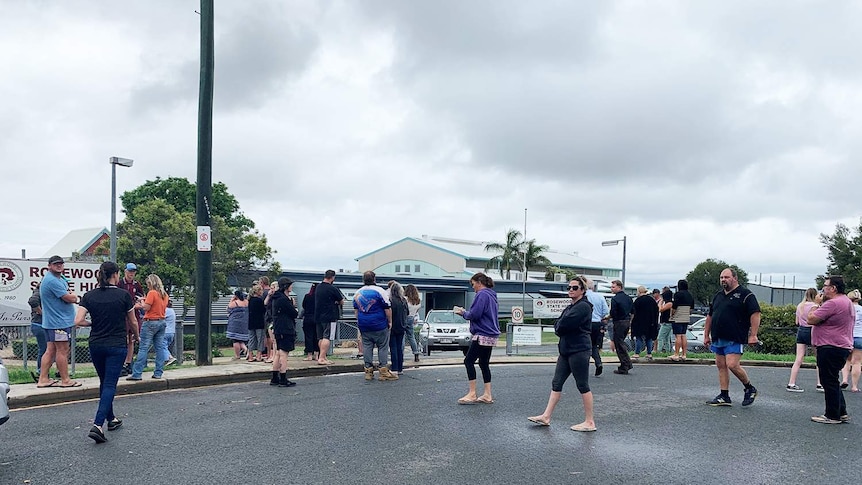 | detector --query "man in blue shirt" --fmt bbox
[584,278,609,376]
[353,271,396,381]
[37,256,80,388]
